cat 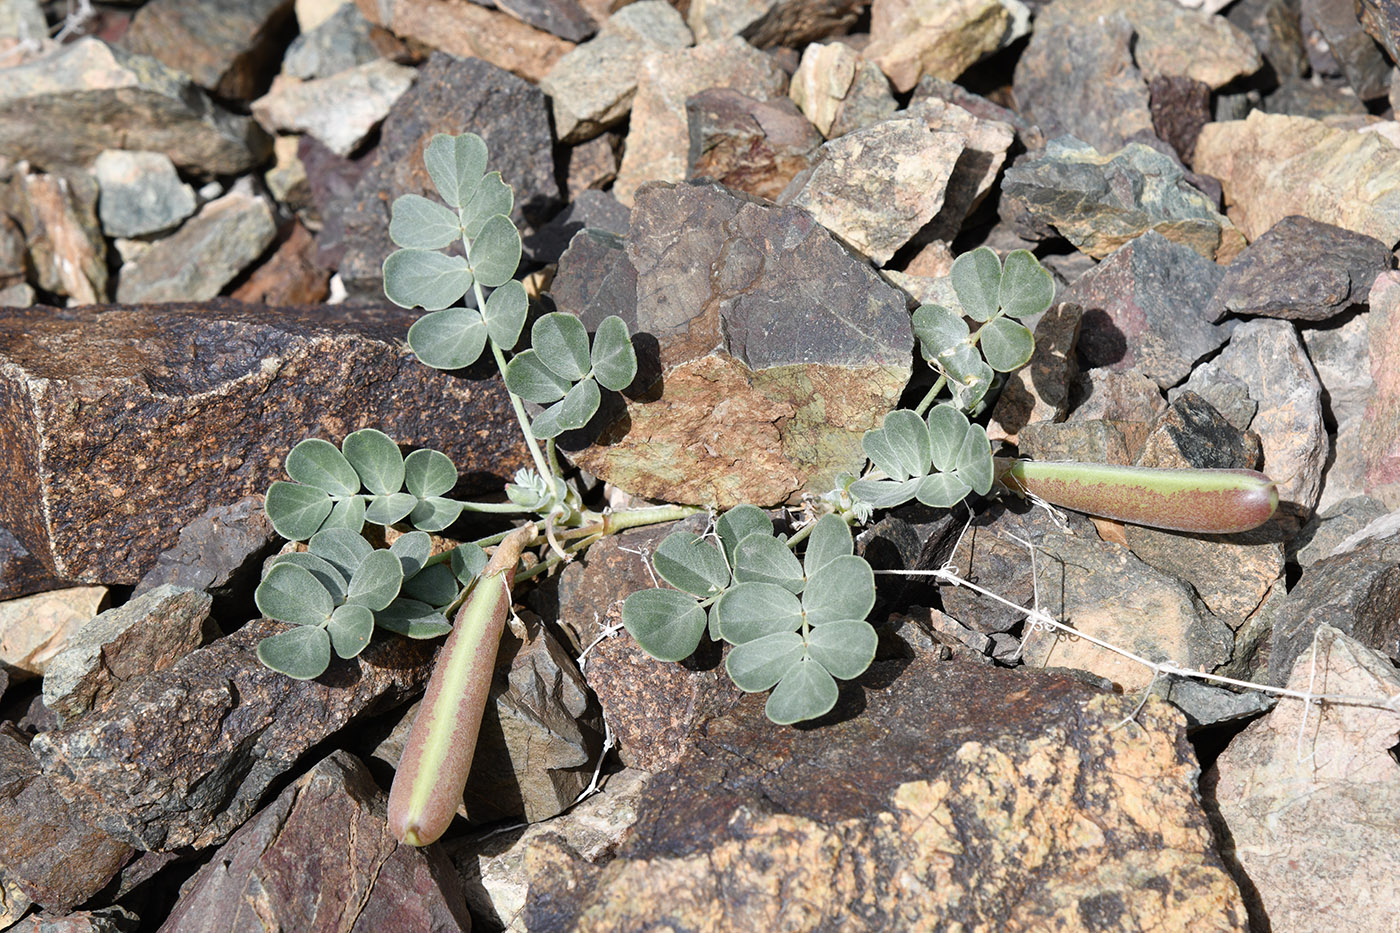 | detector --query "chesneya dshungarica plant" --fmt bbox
[996,459,1279,534]
[388,523,535,846]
